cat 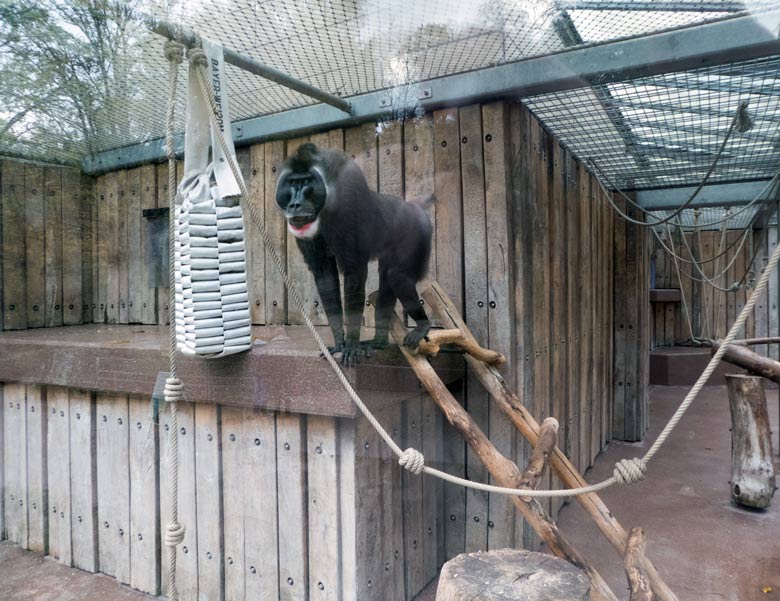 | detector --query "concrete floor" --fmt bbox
[2,385,778,601]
